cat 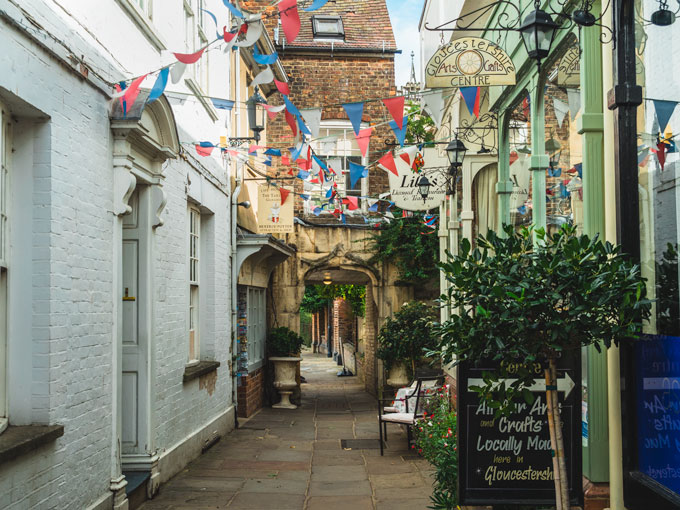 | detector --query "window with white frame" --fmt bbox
[306,120,368,215]
[130,0,152,19]
[188,206,200,364]
[247,287,266,369]
[184,0,196,55]
[0,101,9,433]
